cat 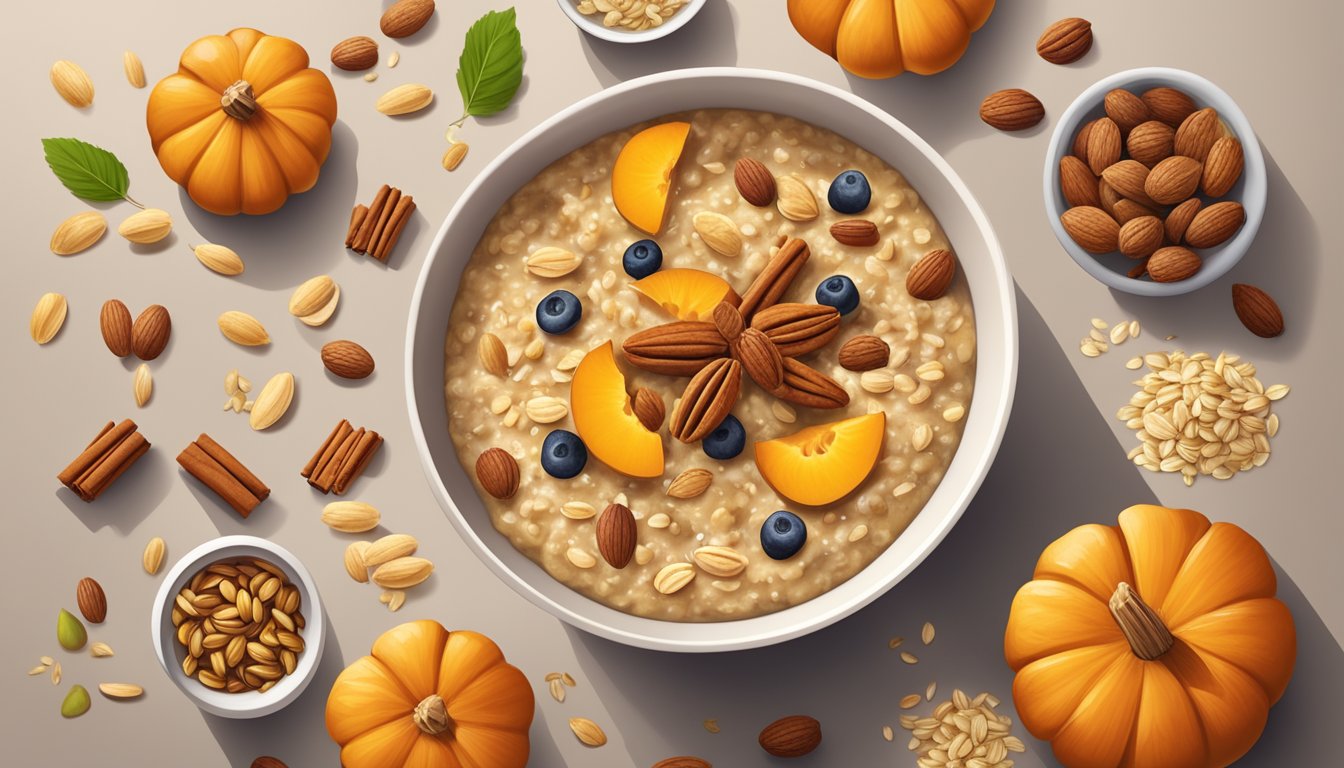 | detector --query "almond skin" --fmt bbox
[905,249,956,300]
[1097,180,1123,218]
[1126,121,1175,167]
[1147,246,1202,282]
[1036,17,1092,64]
[1059,156,1100,208]
[1202,136,1244,197]
[1060,206,1120,253]
[1104,89,1150,133]
[380,0,435,38]
[1085,117,1122,175]
[1118,216,1165,259]
[100,299,133,357]
[1101,160,1156,207]
[759,715,822,758]
[1073,119,1096,163]
[1112,199,1159,225]
[76,577,107,623]
[829,219,879,247]
[475,448,519,499]
[1164,198,1202,244]
[733,158,775,206]
[1174,108,1220,161]
[330,36,378,71]
[632,387,665,432]
[130,304,171,361]
[1142,87,1197,127]
[596,503,637,569]
[838,335,890,371]
[321,340,375,379]
[1144,155,1203,205]
[1231,283,1284,338]
[979,89,1045,131]
[1184,201,1245,249]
